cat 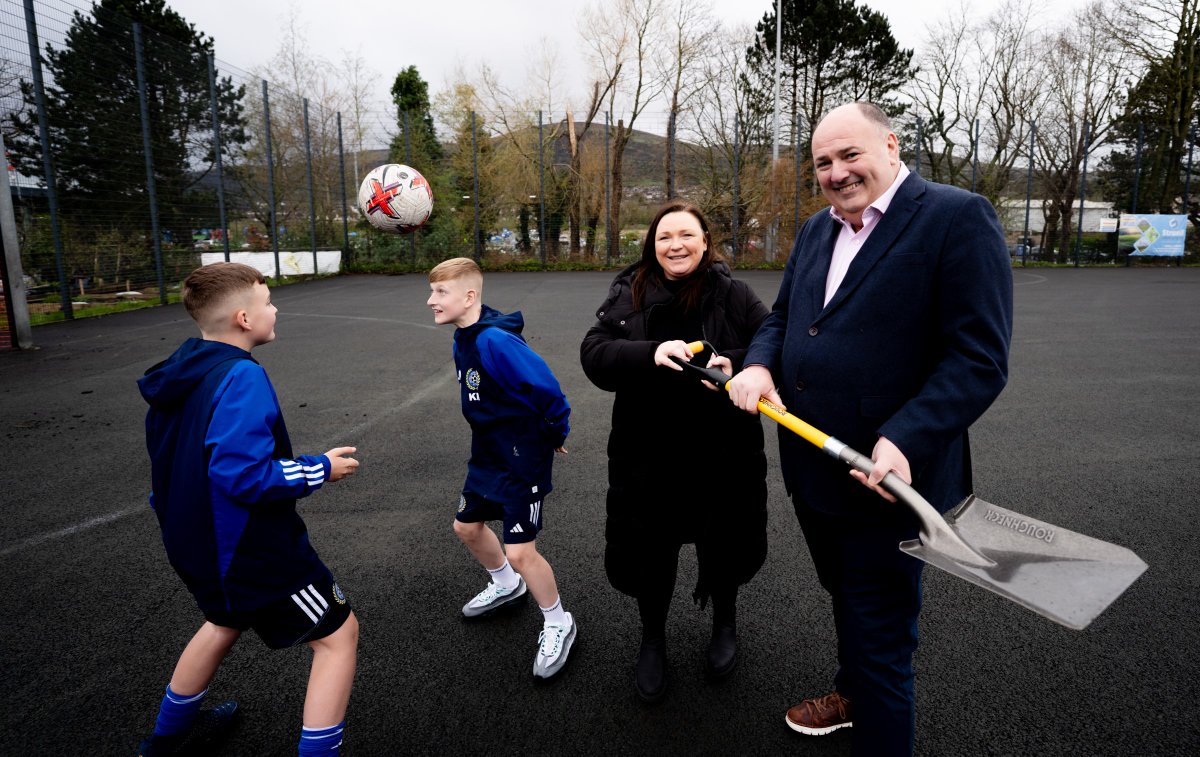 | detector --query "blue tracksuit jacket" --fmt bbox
[138,337,331,613]
[453,306,570,505]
